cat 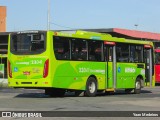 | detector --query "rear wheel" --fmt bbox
[134,78,141,94]
[85,77,97,97]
